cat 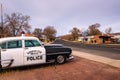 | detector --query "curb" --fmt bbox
[73,50,120,68]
